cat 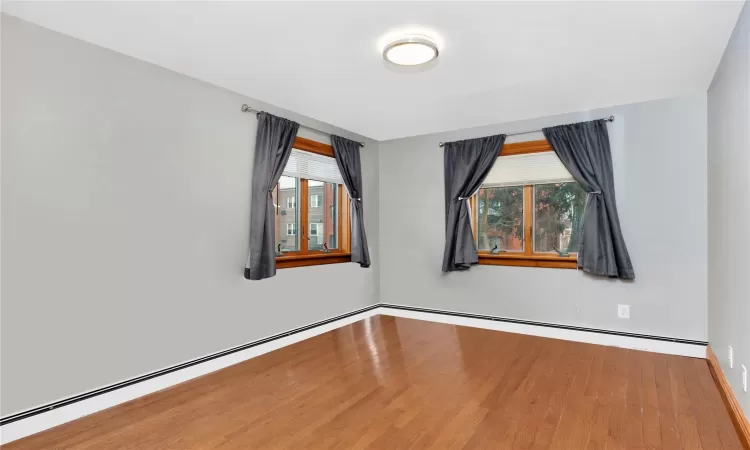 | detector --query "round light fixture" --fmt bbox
[383,35,438,66]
